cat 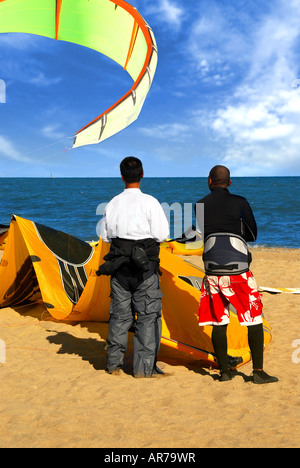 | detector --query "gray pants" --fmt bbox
[106,273,162,377]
